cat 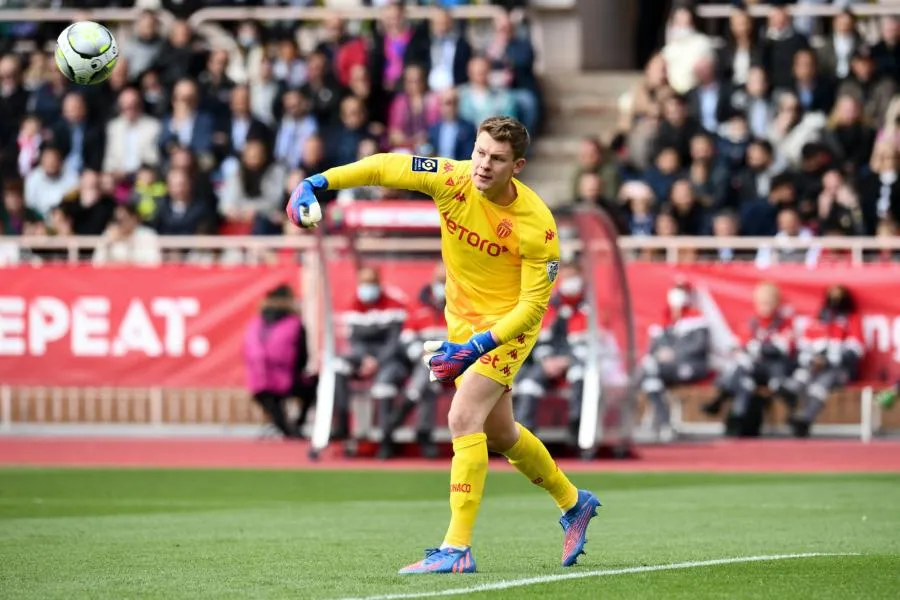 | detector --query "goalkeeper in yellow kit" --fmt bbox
[287,117,601,574]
